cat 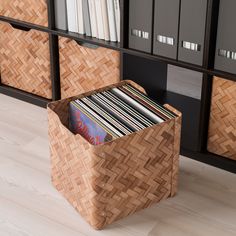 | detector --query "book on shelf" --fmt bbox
[88,0,98,38]
[69,84,176,145]
[82,0,92,36]
[54,0,68,30]
[66,0,79,33]
[114,0,120,42]
[101,0,110,41]
[77,0,85,35]
[60,0,120,42]
[95,0,105,39]
[107,0,117,42]
[69,101,115,145]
